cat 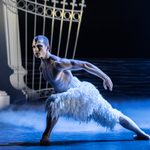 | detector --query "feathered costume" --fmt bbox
[45,76,122,129]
